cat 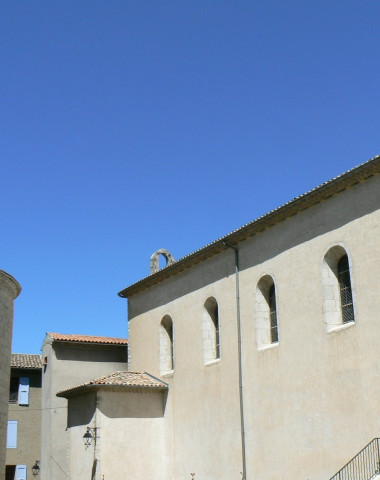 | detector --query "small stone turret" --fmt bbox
[0,270,21,480]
